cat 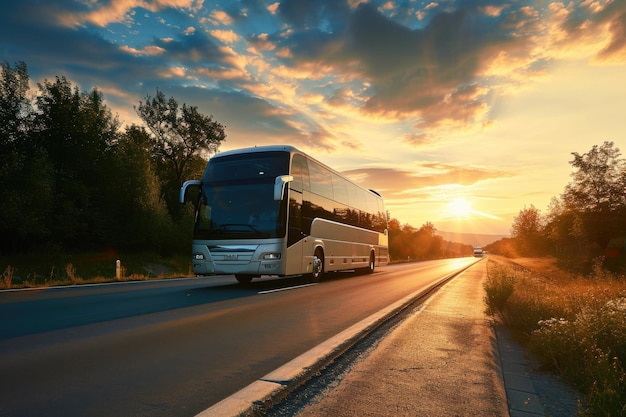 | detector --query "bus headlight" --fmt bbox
[193,253,205,260]
[262,253,281,260]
